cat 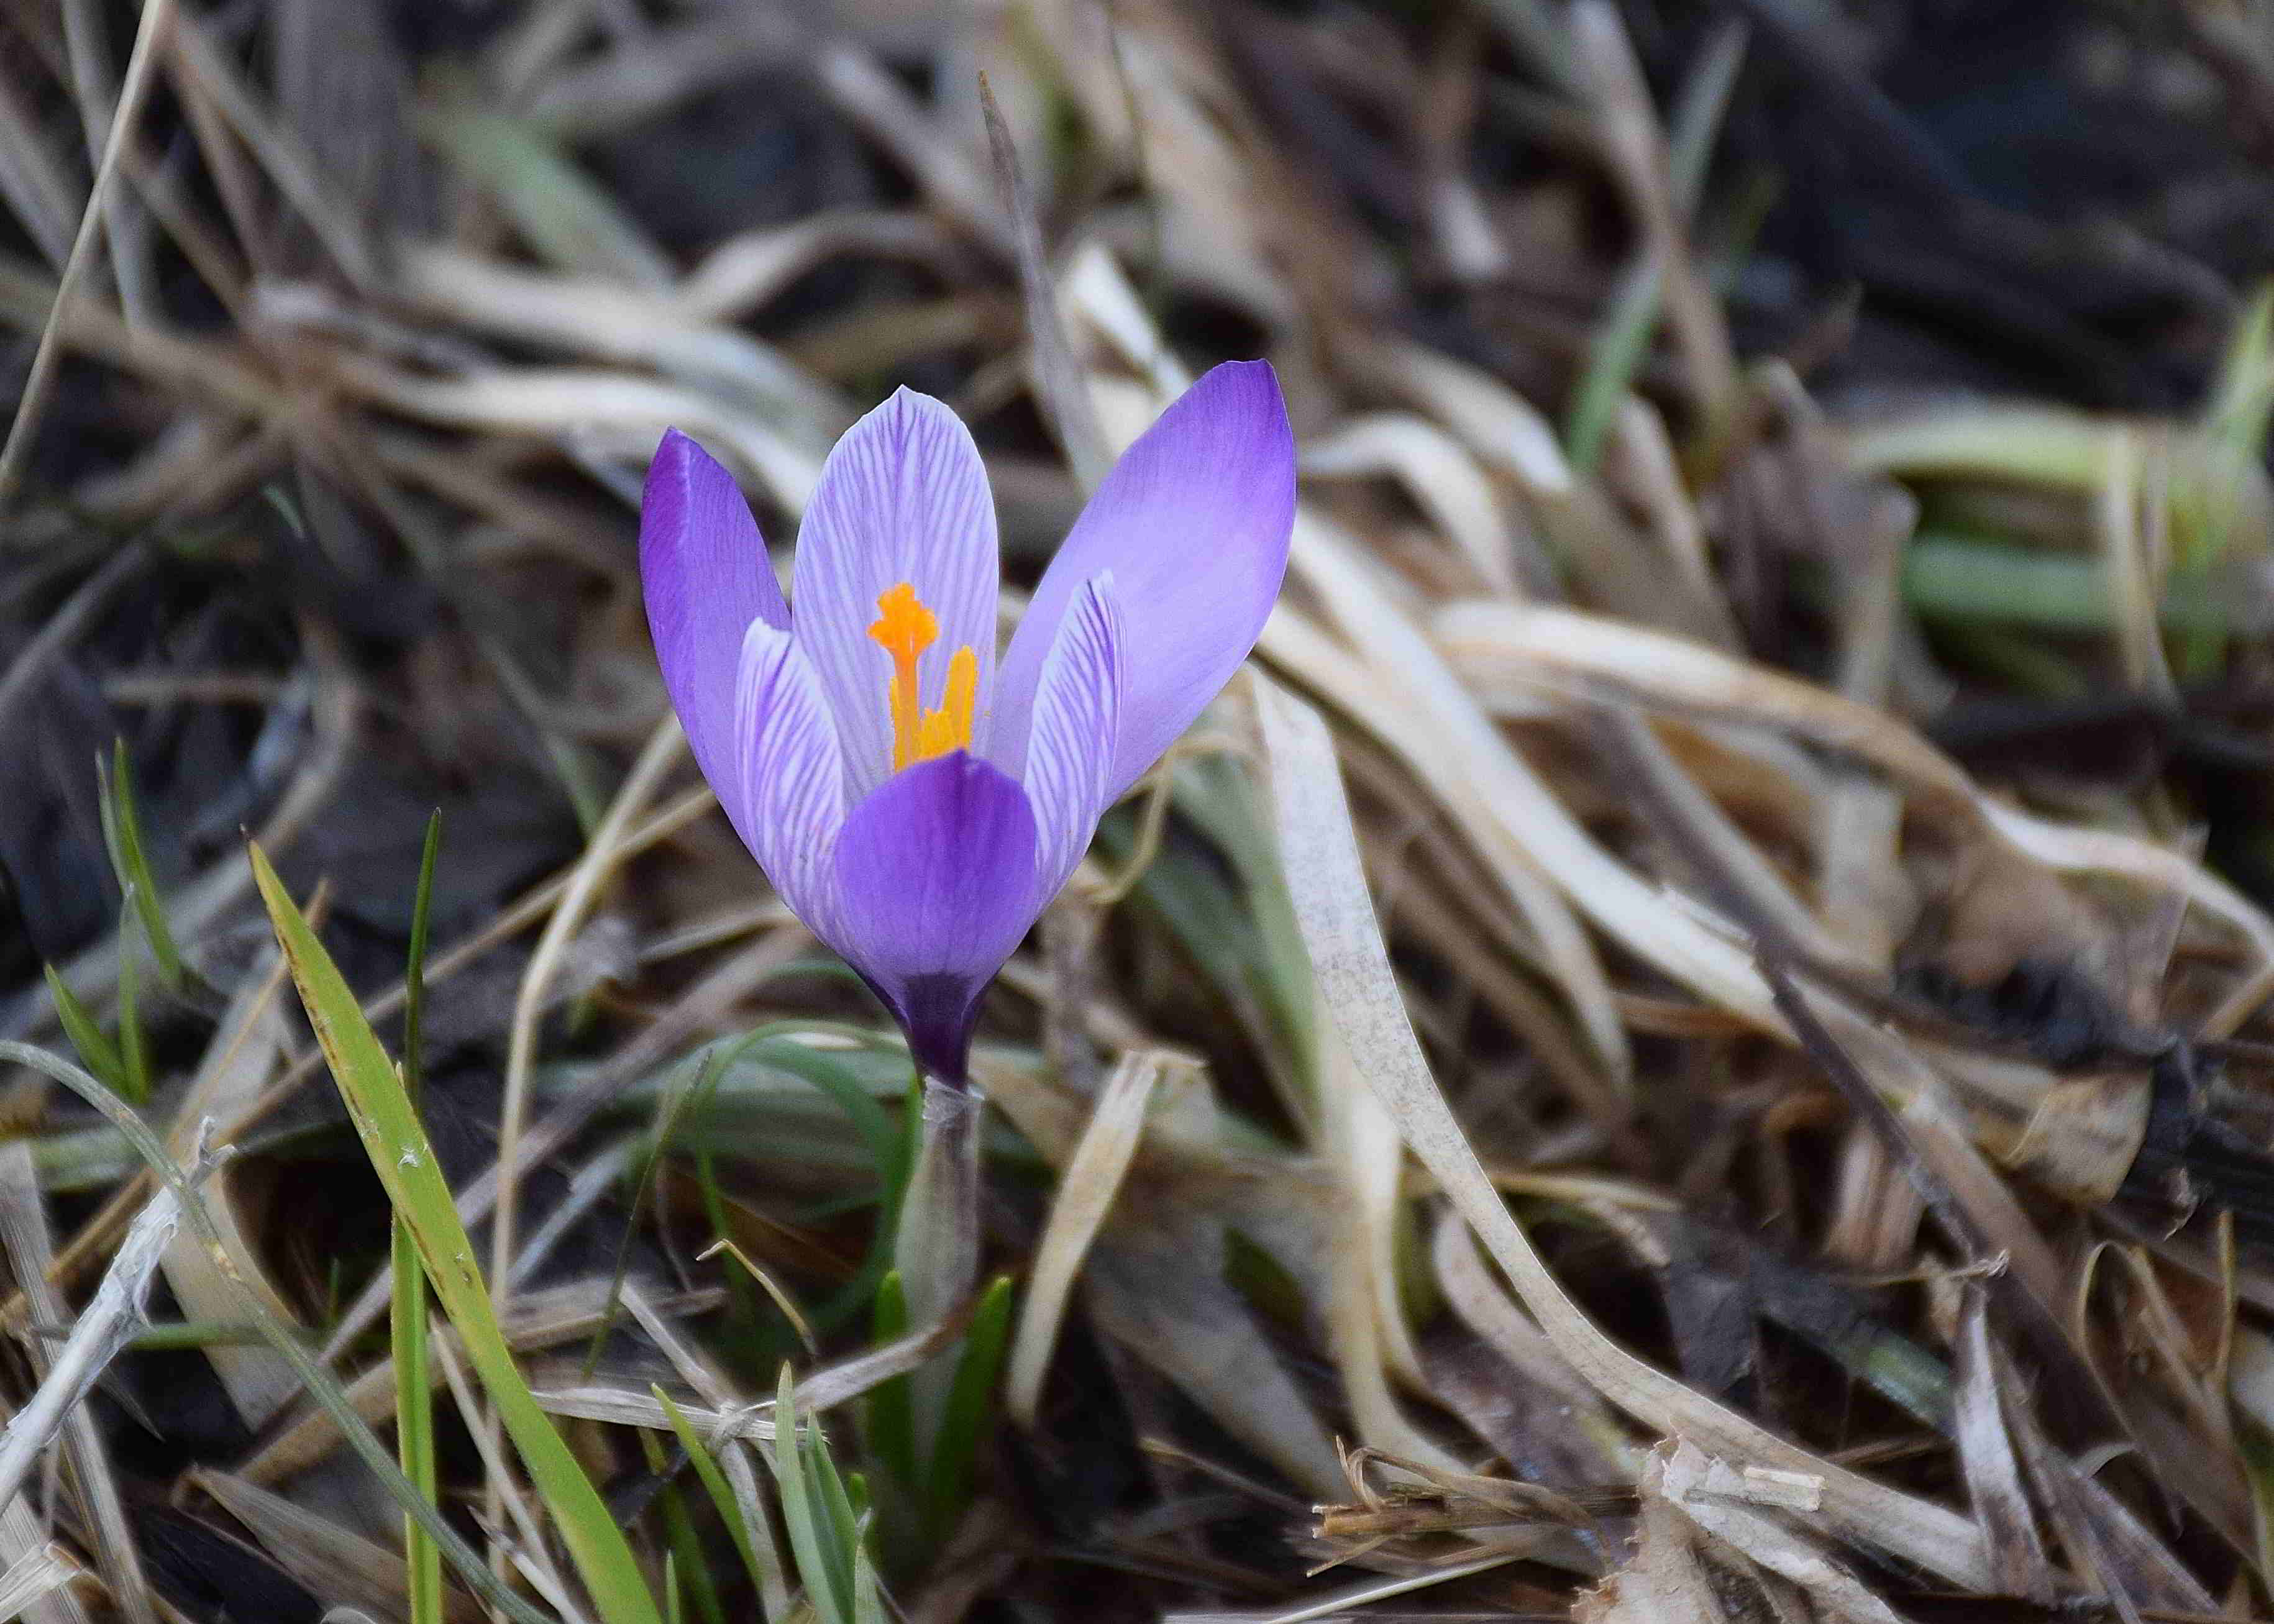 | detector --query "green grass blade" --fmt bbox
[421,93,671,286]
[808,1421,861,1613]
[655,1387,770,1610]
[773,1365,850,1624]
[1563,258,1663,475]
[249,842,665,1624]
[396,809,444,1624]
[1902,532,2239,635]
[403,811,442,1095]
[924,1275,1014,1542]
[98,740,183,992]
[654,1462,723,1624]
[2207,281,2274,457]
[774,1047,915,1332]
[43,965,126,1097]
[1561,23,1742,473]
[392,1215,442,1624]
[850,1541,887,1624]
[113,900,148,1106]
[864,1271,916,1494]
